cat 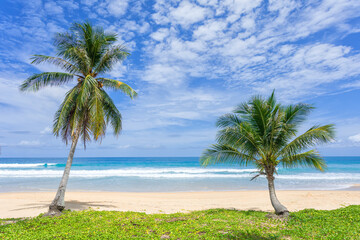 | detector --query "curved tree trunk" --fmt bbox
[44,132,80,216]
[266,174,289,216]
